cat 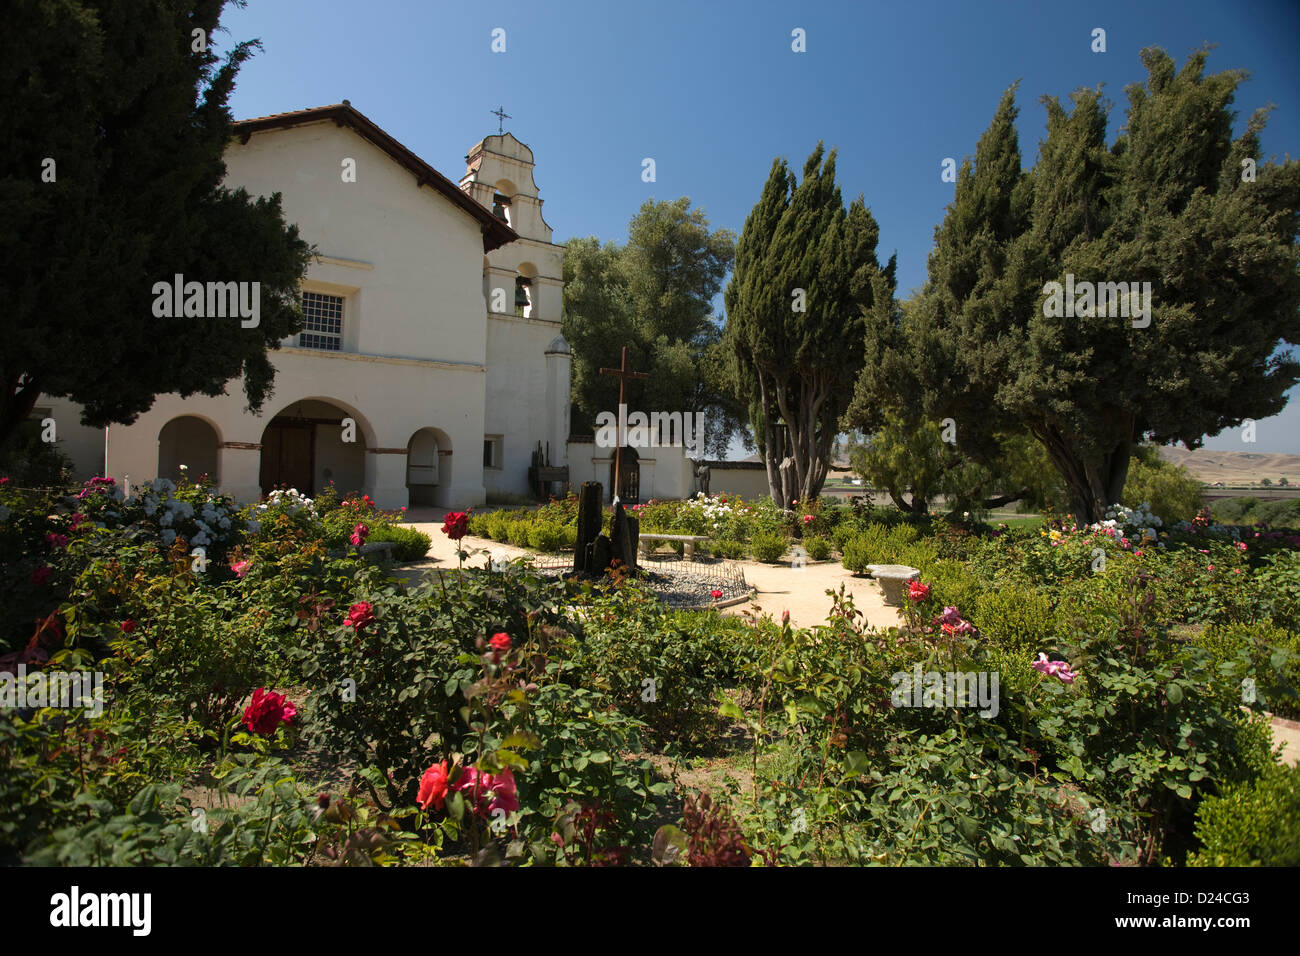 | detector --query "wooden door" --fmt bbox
[260,423,315,496]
